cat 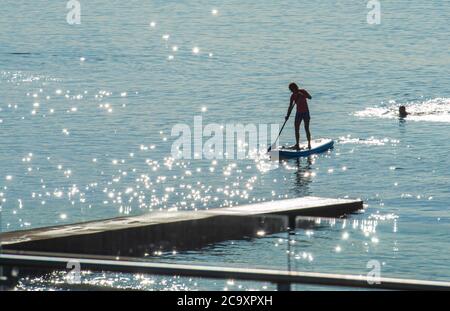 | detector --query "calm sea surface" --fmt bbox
[1,1,450,290]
